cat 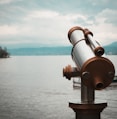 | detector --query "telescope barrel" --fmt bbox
[85,32,104,56]
[68,27,95,70]
[68,26,84,45]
